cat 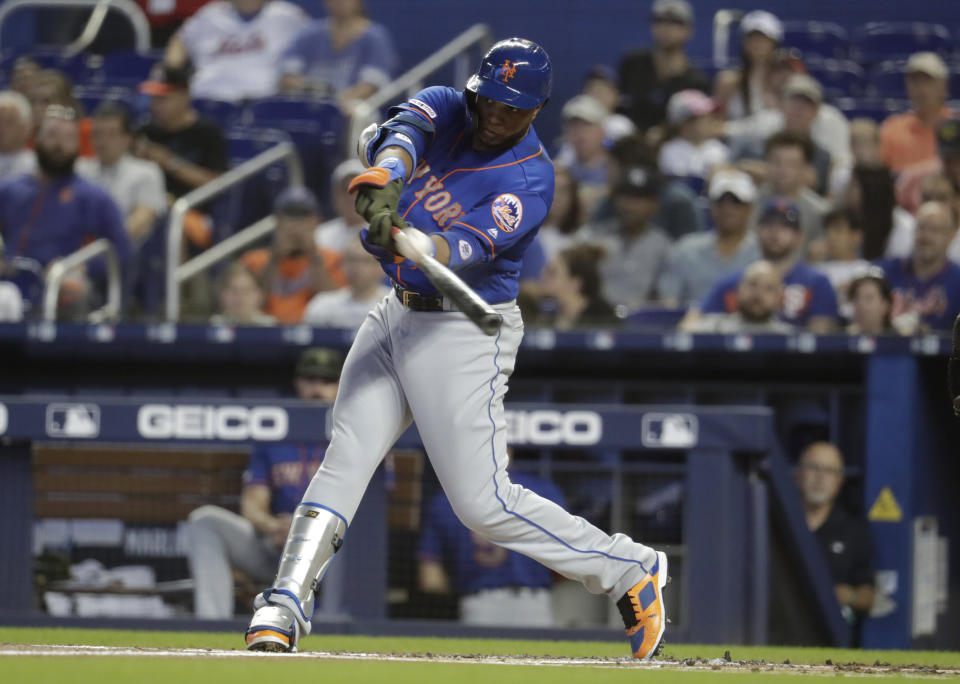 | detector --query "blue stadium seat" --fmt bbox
[84,50,158,87]
[781,21,849,60]
[220,126,295,237]
[851,22,952,64]
[867,60,912,99]
[73,84,137,117]
[624,308,686,329]
[193,98,243,128]
[226,126,292,165]
[833,96,909,122]
[802,57,865,100]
